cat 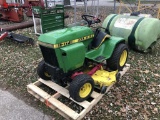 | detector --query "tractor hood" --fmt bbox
[38,26,94,48]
